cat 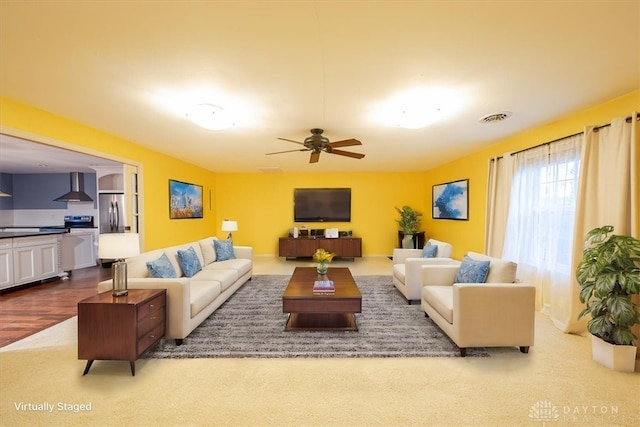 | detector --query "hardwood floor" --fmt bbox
[0,266,111,348]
